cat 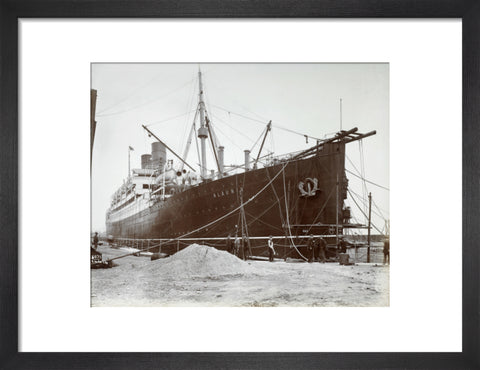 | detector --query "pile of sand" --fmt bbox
[147,244,255,278]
